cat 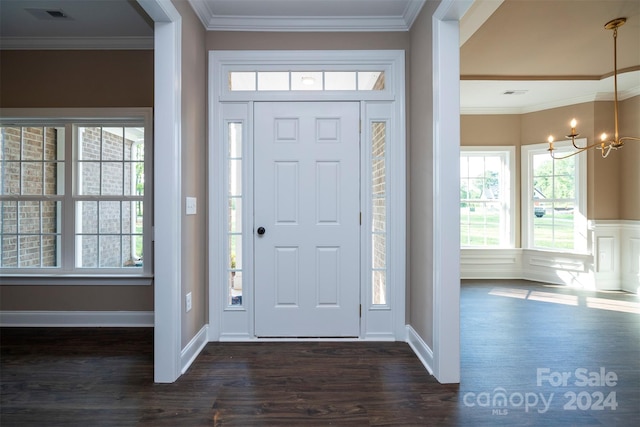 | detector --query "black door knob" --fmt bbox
[257,227,266,235]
